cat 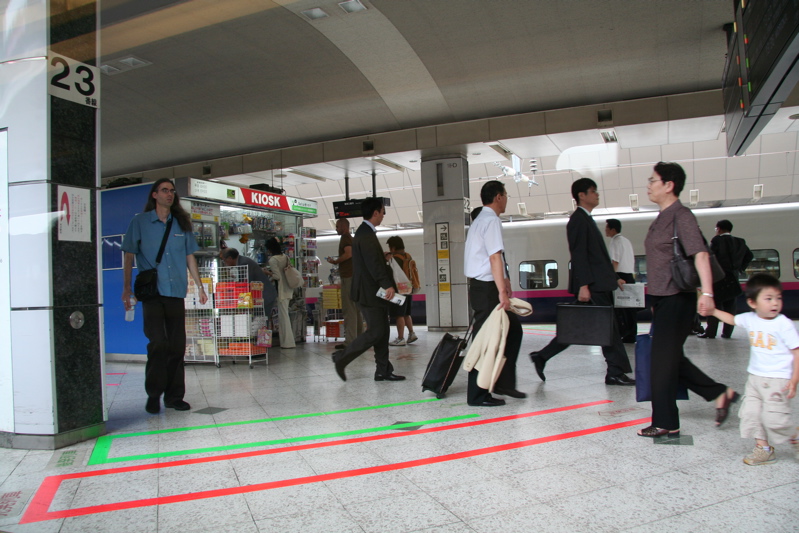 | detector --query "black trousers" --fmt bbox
[704,297,736,338]
[142,296,187,403]
[536,290,632,377]
[615,273,638,340]
[334,303,393,377]
[650,292,727,430]
[467,279,522,404]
